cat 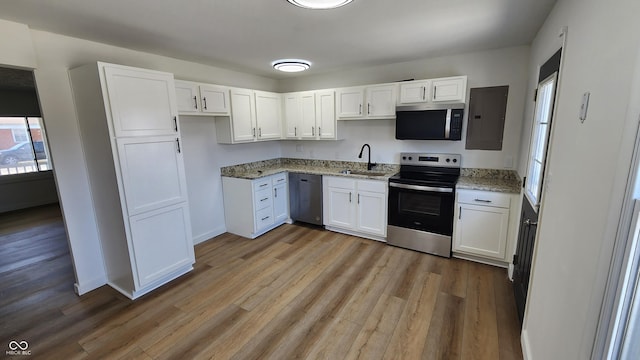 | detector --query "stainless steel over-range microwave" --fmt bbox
[395,103,464,140]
